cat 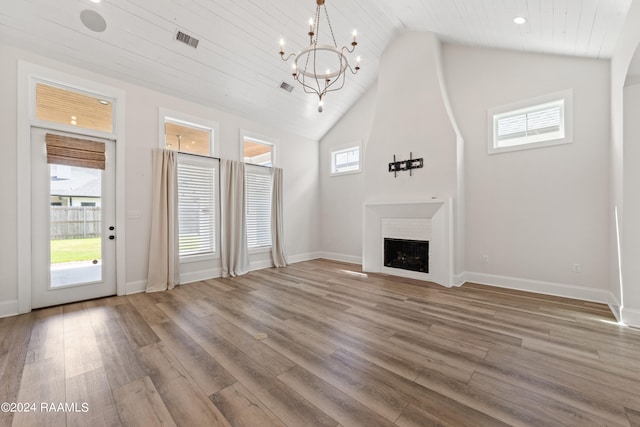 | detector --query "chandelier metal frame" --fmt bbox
[279,0,360,112]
